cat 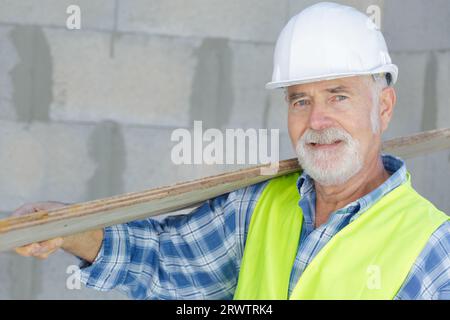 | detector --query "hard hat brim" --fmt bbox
[265,64,398,89]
